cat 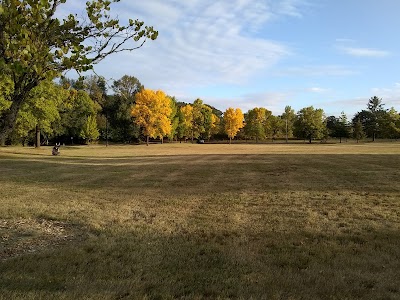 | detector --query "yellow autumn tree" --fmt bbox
[131,89,172,145]
[223,107,244,144]
[178,104,193,141]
